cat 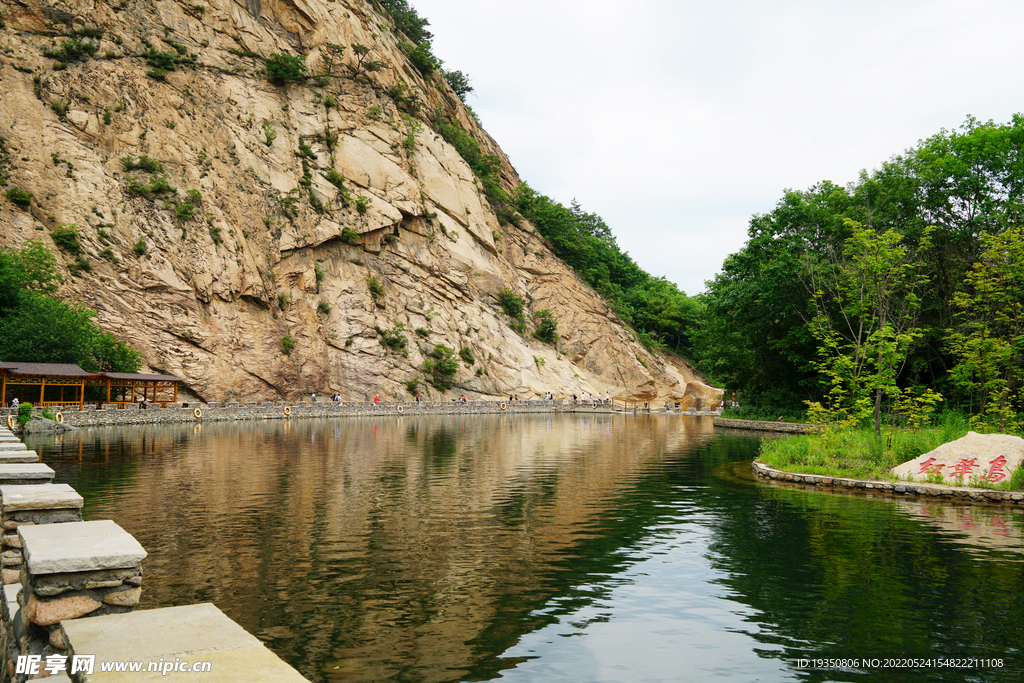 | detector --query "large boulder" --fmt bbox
[892,431,1024,486]
[679,382,724,409]
[22,418,75,436]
